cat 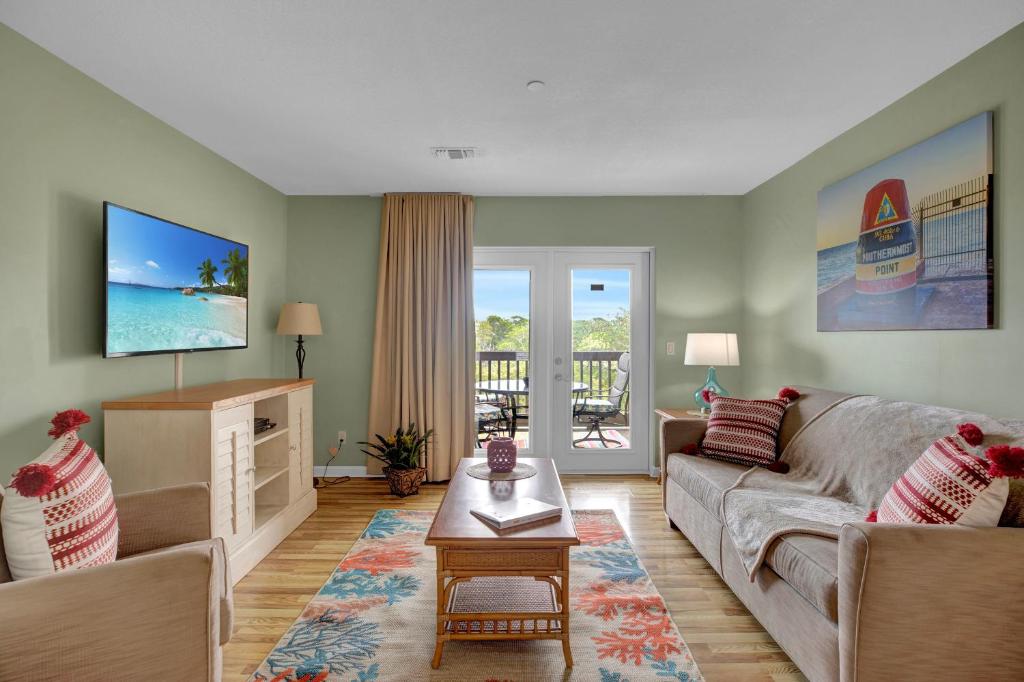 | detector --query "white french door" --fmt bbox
[473,248,652,473]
